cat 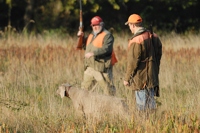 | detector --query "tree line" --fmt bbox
[0,0,199,34]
